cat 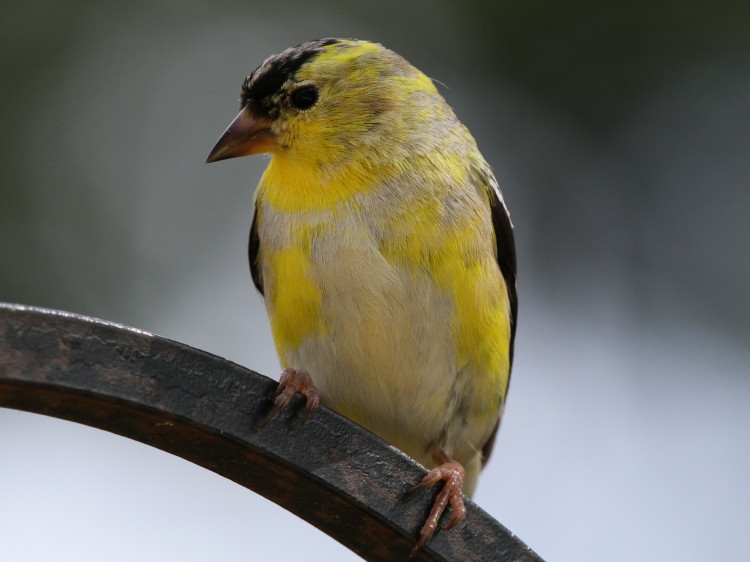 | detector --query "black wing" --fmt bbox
[248,203,264,295]
[480,170,518,466]
[487,173,517,370]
